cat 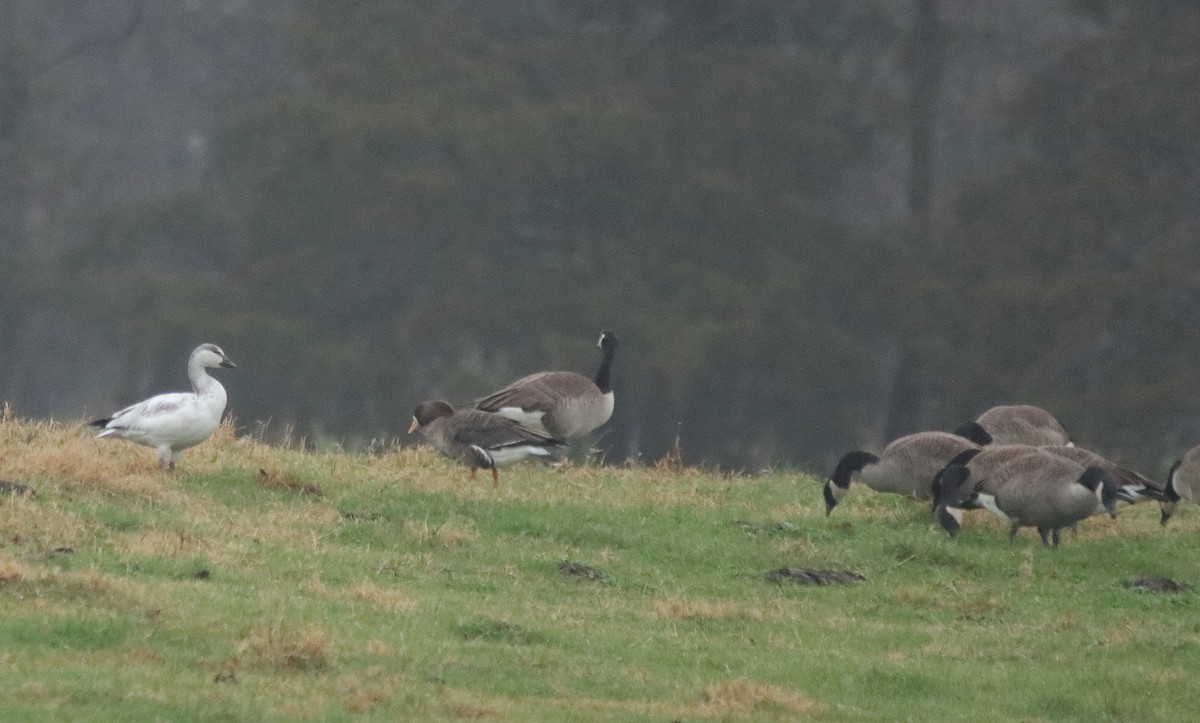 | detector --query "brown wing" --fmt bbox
[474,372,597,414]
[449,410,566,451]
